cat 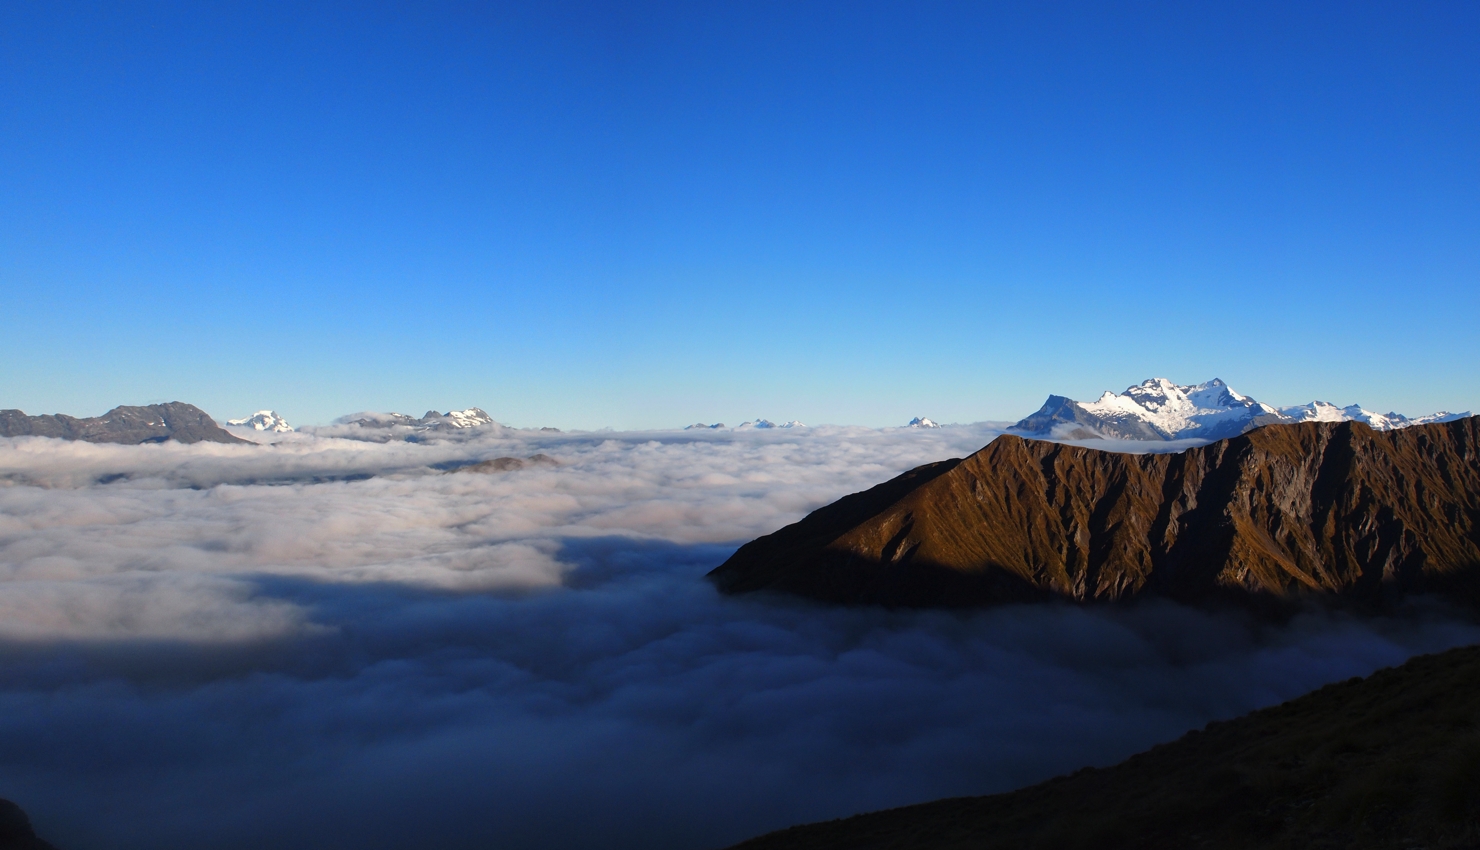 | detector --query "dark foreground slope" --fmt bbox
[0,799,58,850]
[0,402,246,445]
[726,643,1480,850]
[710,417,1480,608]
